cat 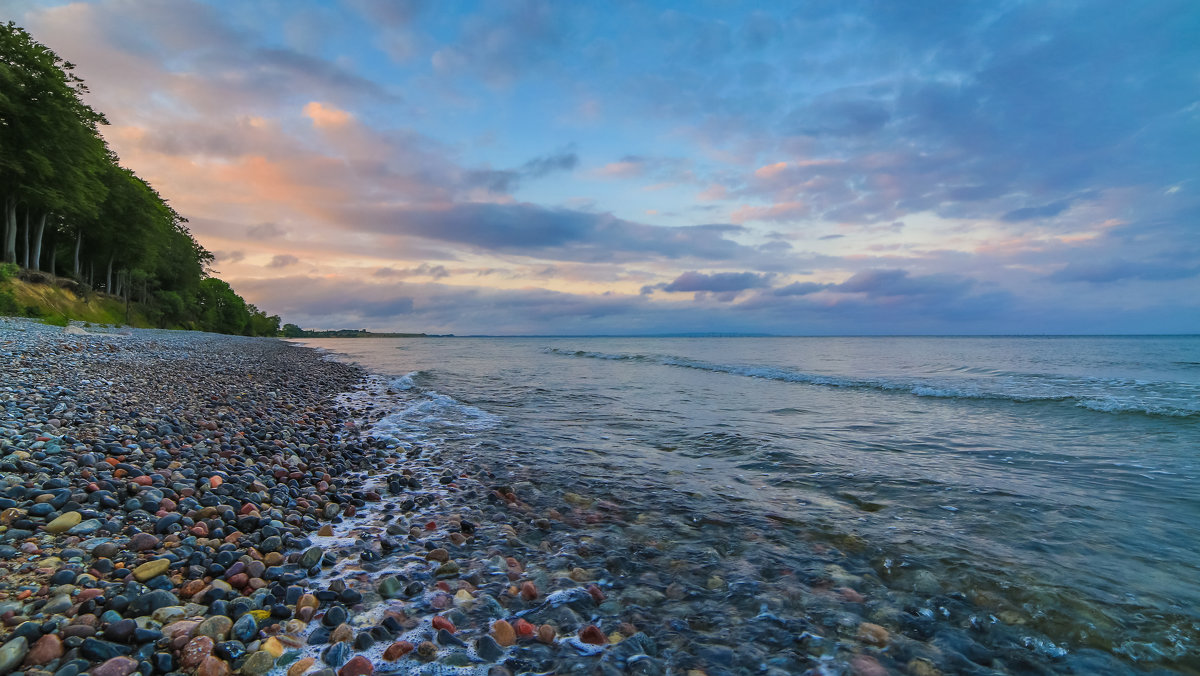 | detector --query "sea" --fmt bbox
[292,335,1200,673]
